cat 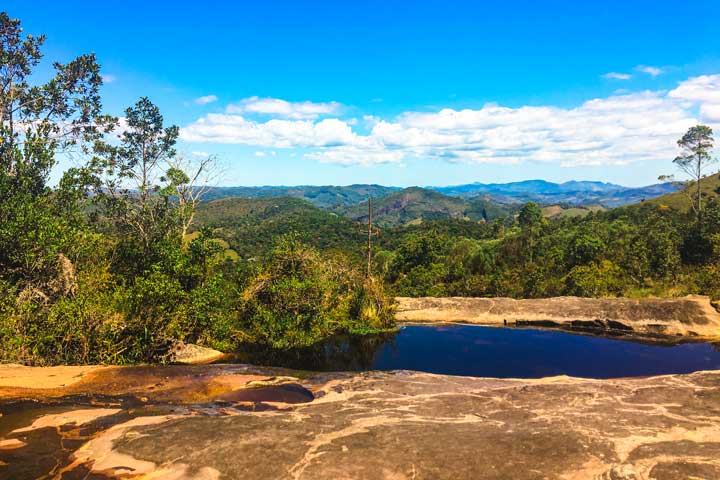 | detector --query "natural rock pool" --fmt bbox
[230,324,720,378]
